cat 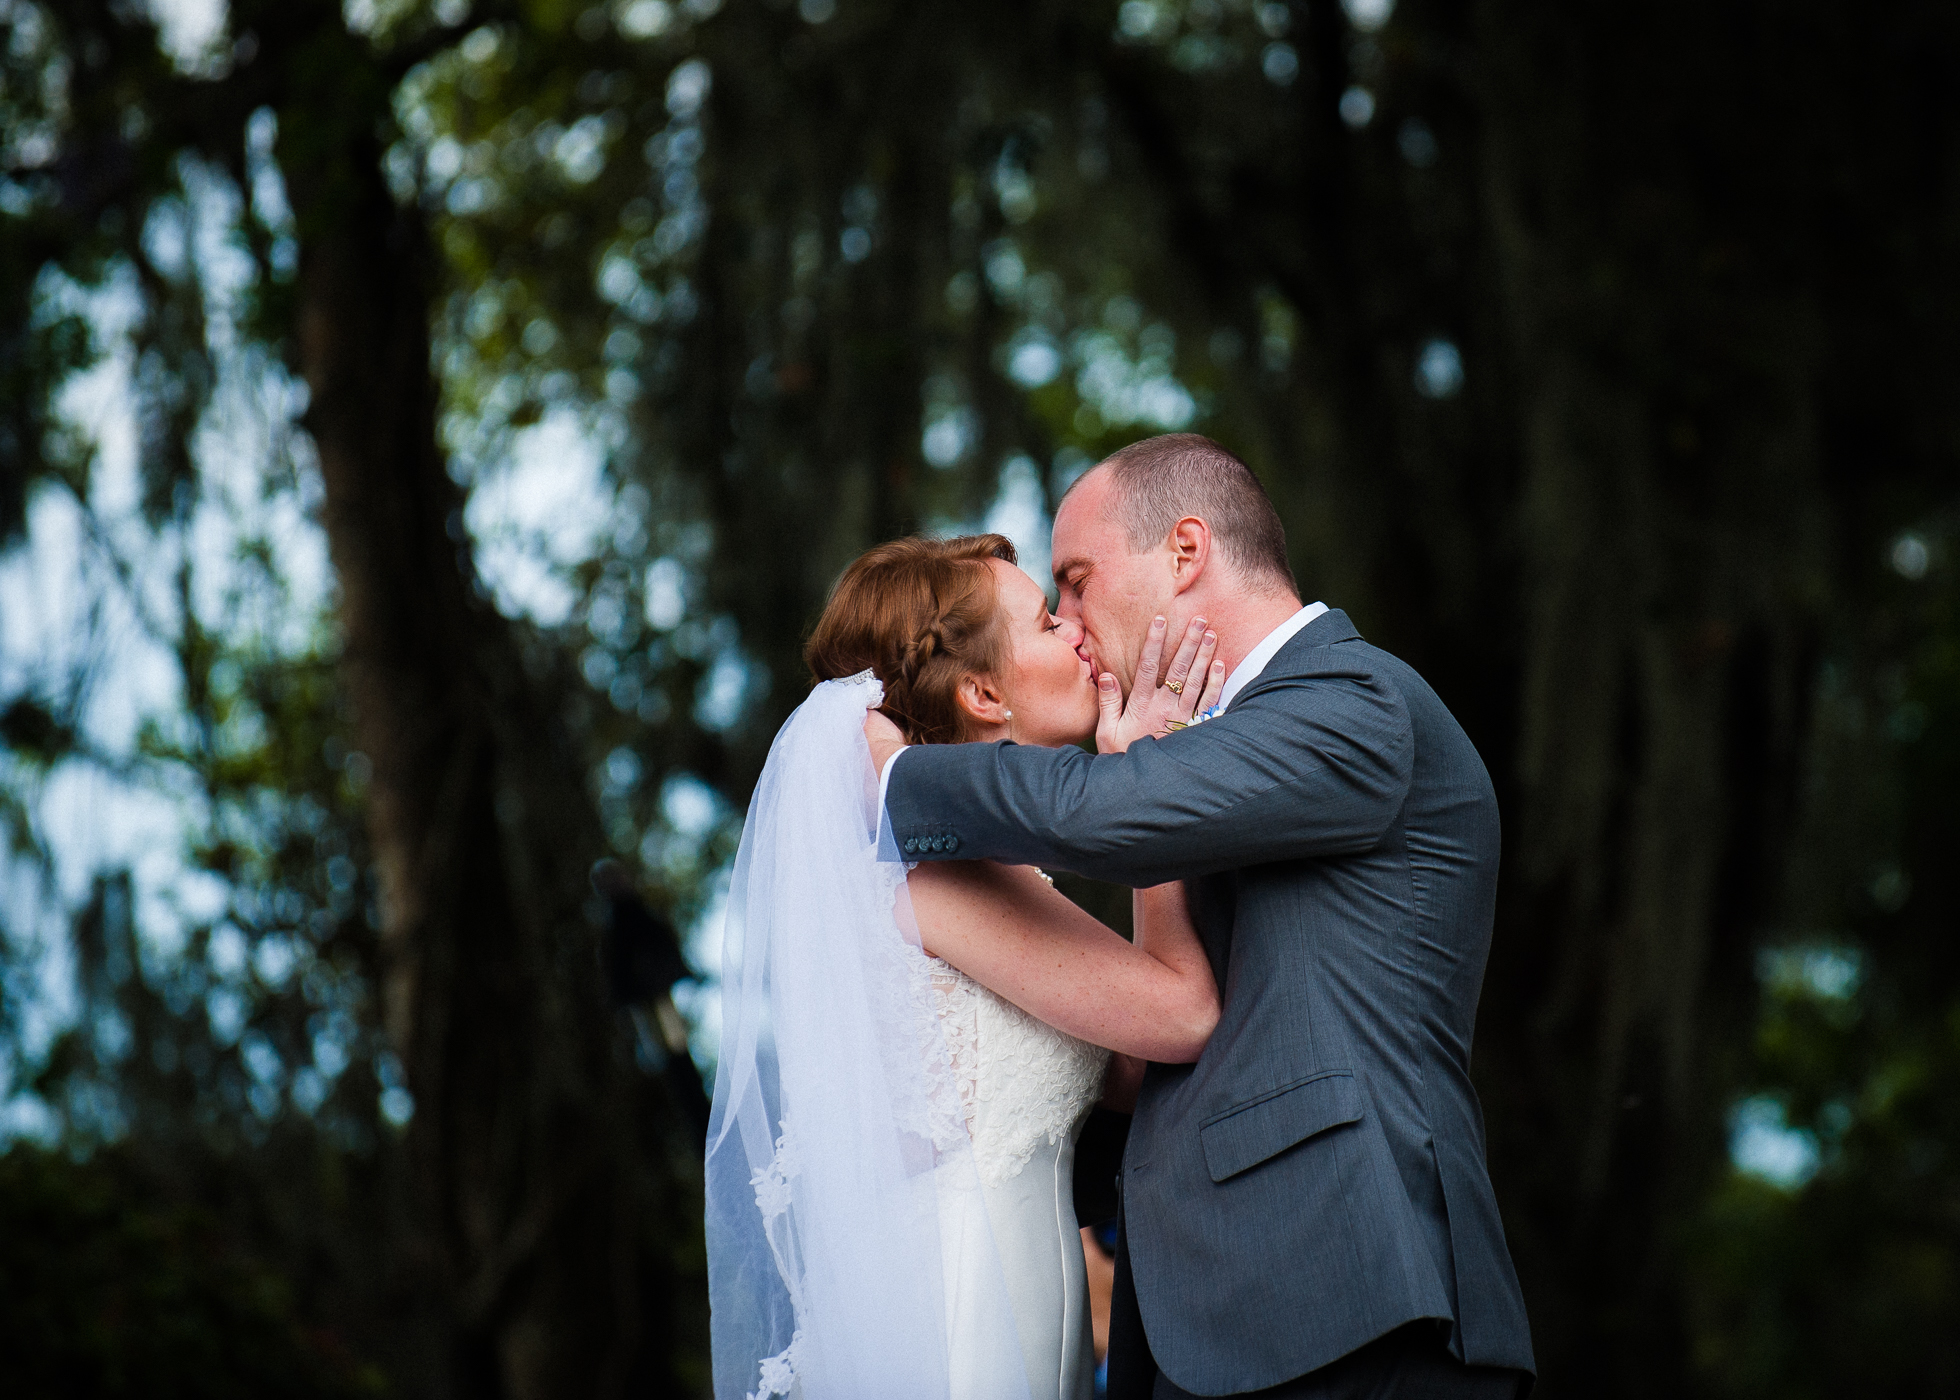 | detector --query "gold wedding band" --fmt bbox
[1165,720,1189,730]
[1165,679,1184,694]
